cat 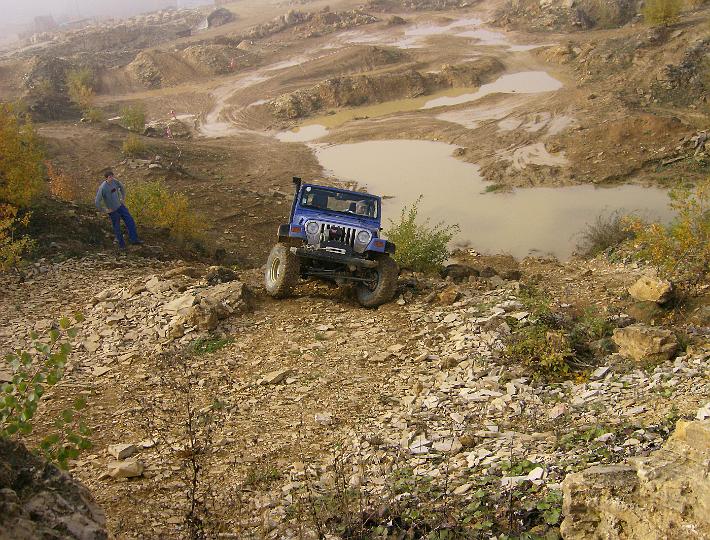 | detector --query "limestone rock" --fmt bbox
[260,369,294,385]
[627,301,666,324]
[205,266,239,285]
[561,419,710,539]
[440,264,479,282]
[612,324,677,362]
[107,460,144,479]
[438,286,460,305]
[162,293,195,316]
[628,276,673,304]
[107,444,138,460]
[0,438,107,540]
[183,281,252,330]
